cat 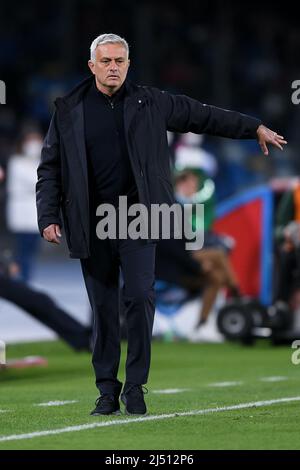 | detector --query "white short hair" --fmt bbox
[90,33,129,61]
